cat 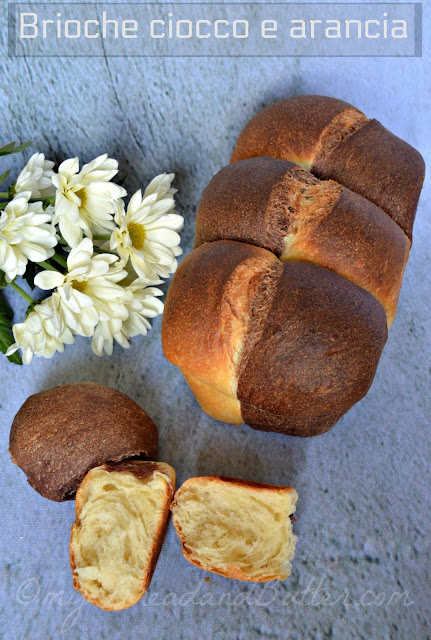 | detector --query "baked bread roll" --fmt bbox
[195,156,410,326]
[9,383,158,501]
[162,241,387,436]
[70,461,175,610]
[231,95,425,239]
[171,476,298,581]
